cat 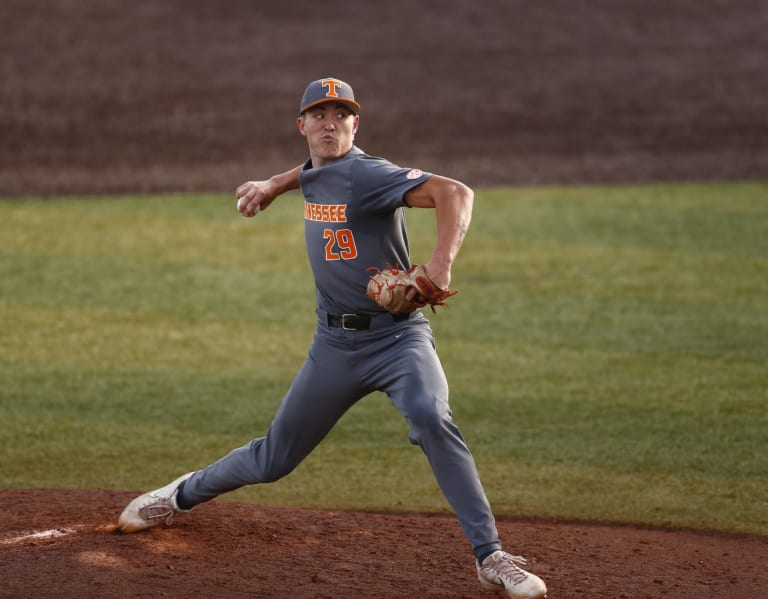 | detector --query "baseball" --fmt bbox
[237,196,260,215]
